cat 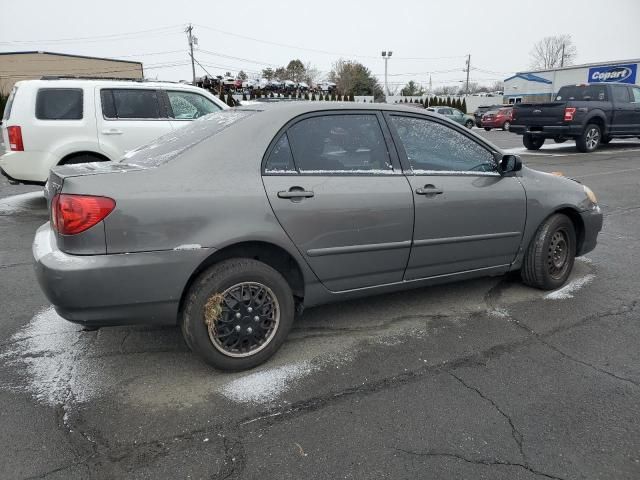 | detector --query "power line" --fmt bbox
[197,49,279,67]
